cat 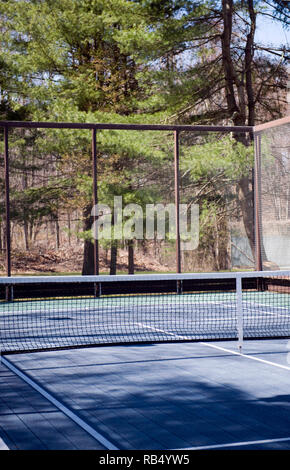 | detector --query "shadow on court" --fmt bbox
[2,341,290,450]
